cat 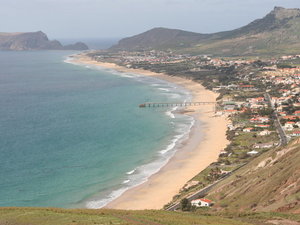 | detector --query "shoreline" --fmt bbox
[71,53,229,210]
